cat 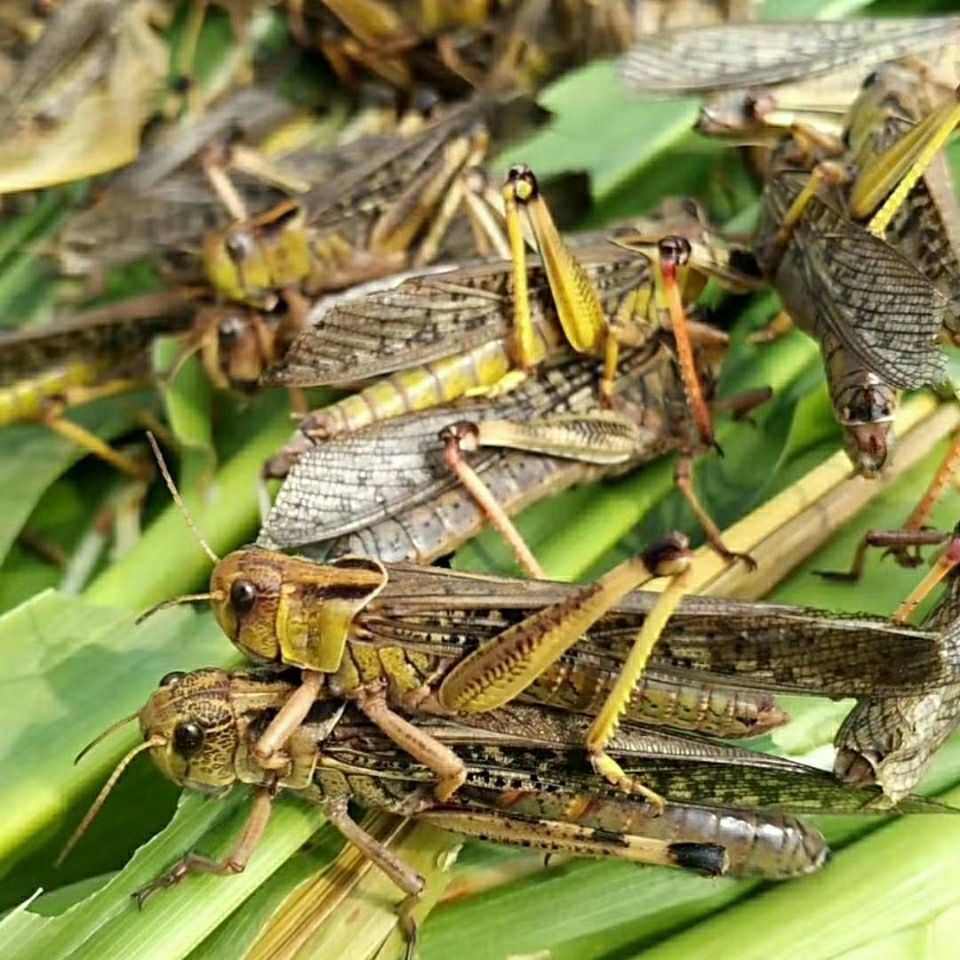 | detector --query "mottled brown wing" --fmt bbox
[327,712,951,814]
[791,193,947,389]
[264,263,517,386]
[621,18,960,95]
[368,568,958,696]
[265,246,650,386]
